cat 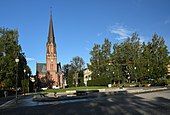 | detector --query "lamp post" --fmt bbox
[112,72,114,84]
[23,69,26,95]
[134,66,137,70]
[27,73,30,93]
[15,58,19,103]
[134,66,137,82]
[127,72,130,83]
